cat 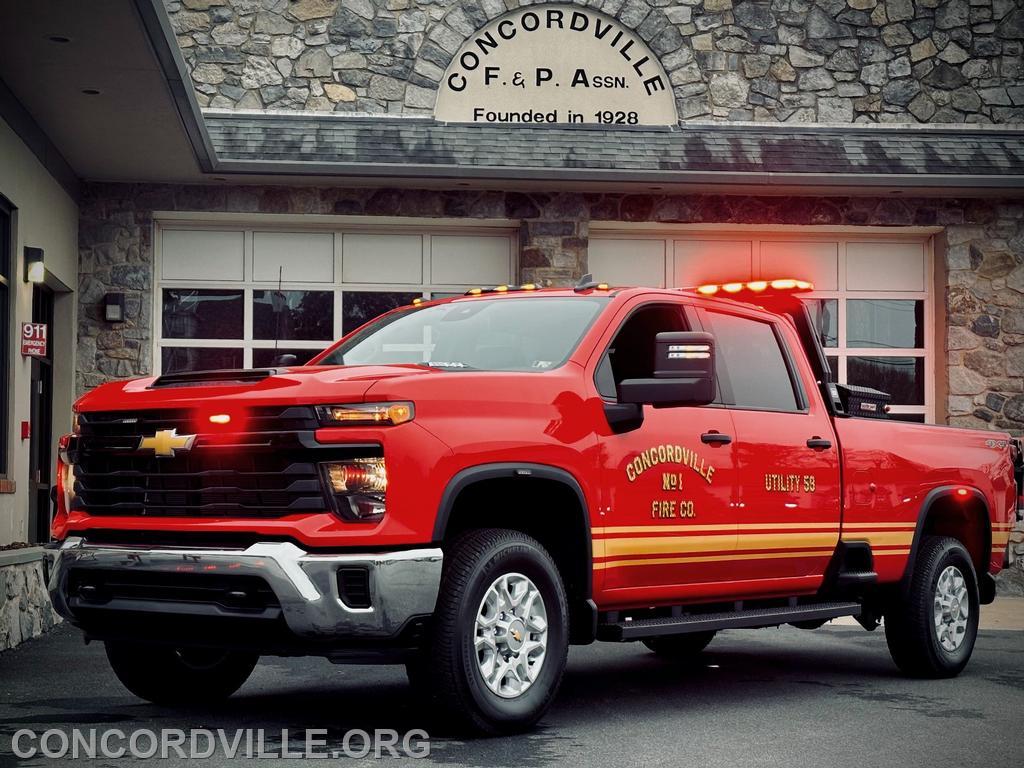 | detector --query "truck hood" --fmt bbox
[75,365,443,412]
